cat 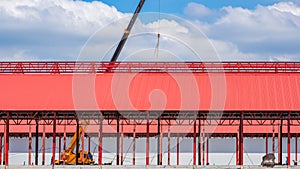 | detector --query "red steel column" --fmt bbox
[63,121,66,165]
[81,128,85,164]
[0,134,2,165]
[287,111,291,166]
[157,117,161,165]
[266,134,268,154]
[116,117,120,165]
[159,121,163,165]
[198,117,201,165]
[42,125,45,165]
[120,121,124,165]
[35,121,39,165]
[52,112,56,166]
[177,134,179,165]
[206,134,209,165]
[272,127,275,154]
[146,111,150,165]
[133,123,136,165]
[88,136,91,153]
[236,133,239,165]
[28,125,32,165]
[98,117,103,165]
[278,119,283,165]
[193,111,196,165]
[239,111,244,166]
[59,134,61,161]
[168,121,170,165]
[202,129,205,165]
[296,133,298,163]
[4,112,9,166]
